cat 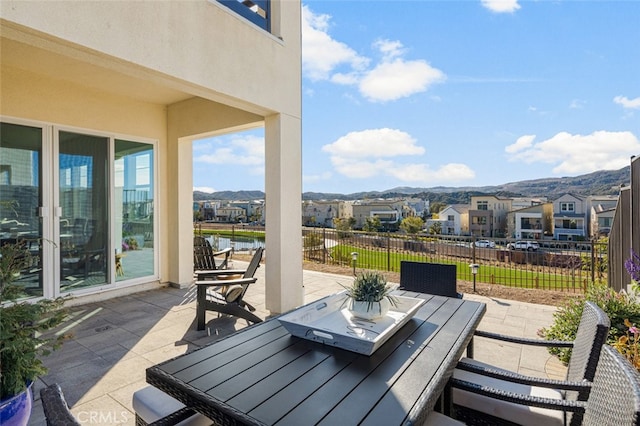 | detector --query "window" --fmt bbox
[447,215,454,221]
[560,202,575,212]
[472,216,487,225]
[217,0,270,31]
[477,201,488,210]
